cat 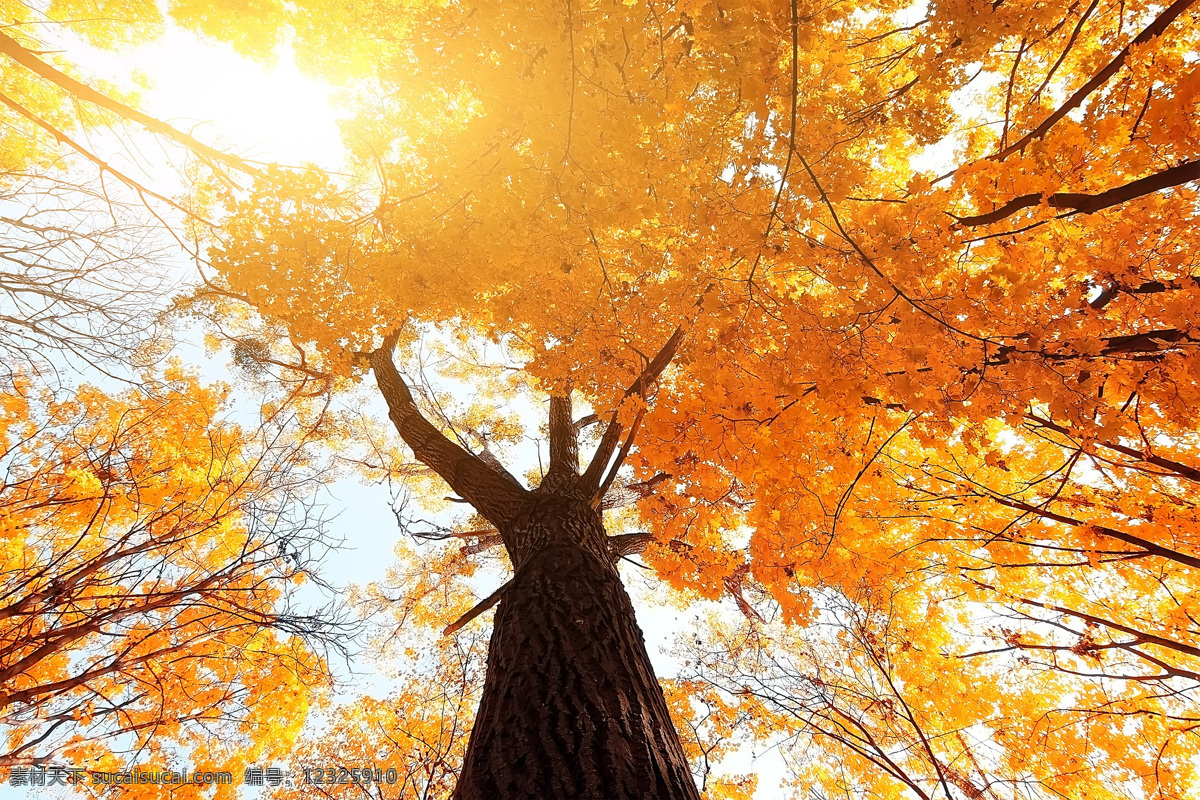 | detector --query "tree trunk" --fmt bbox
[453,492,701,800]
[370,337,697,798]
